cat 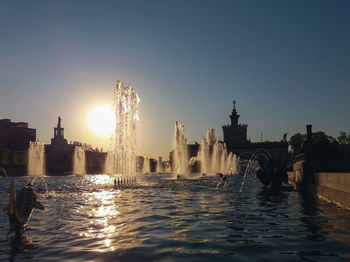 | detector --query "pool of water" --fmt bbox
[0,174,350,261]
